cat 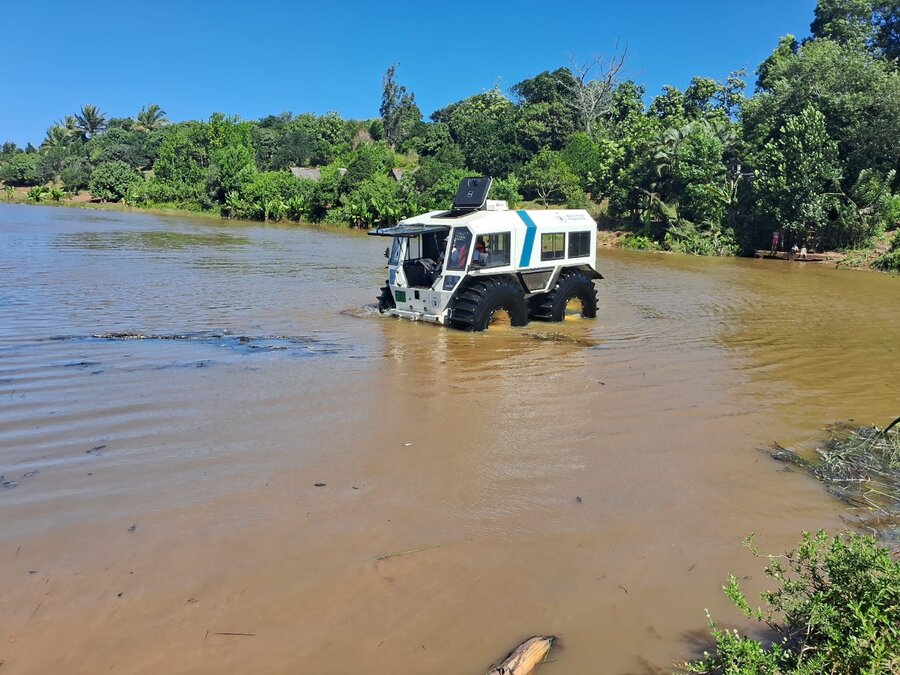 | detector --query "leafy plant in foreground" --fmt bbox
[681,531,900,674]
[27,185,48,203]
